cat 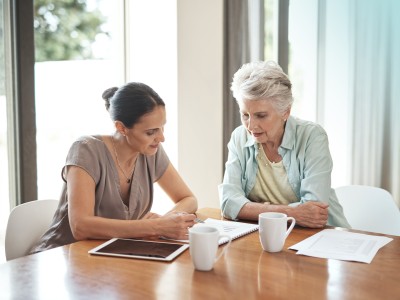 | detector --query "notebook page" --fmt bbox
[204,218,259,245]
